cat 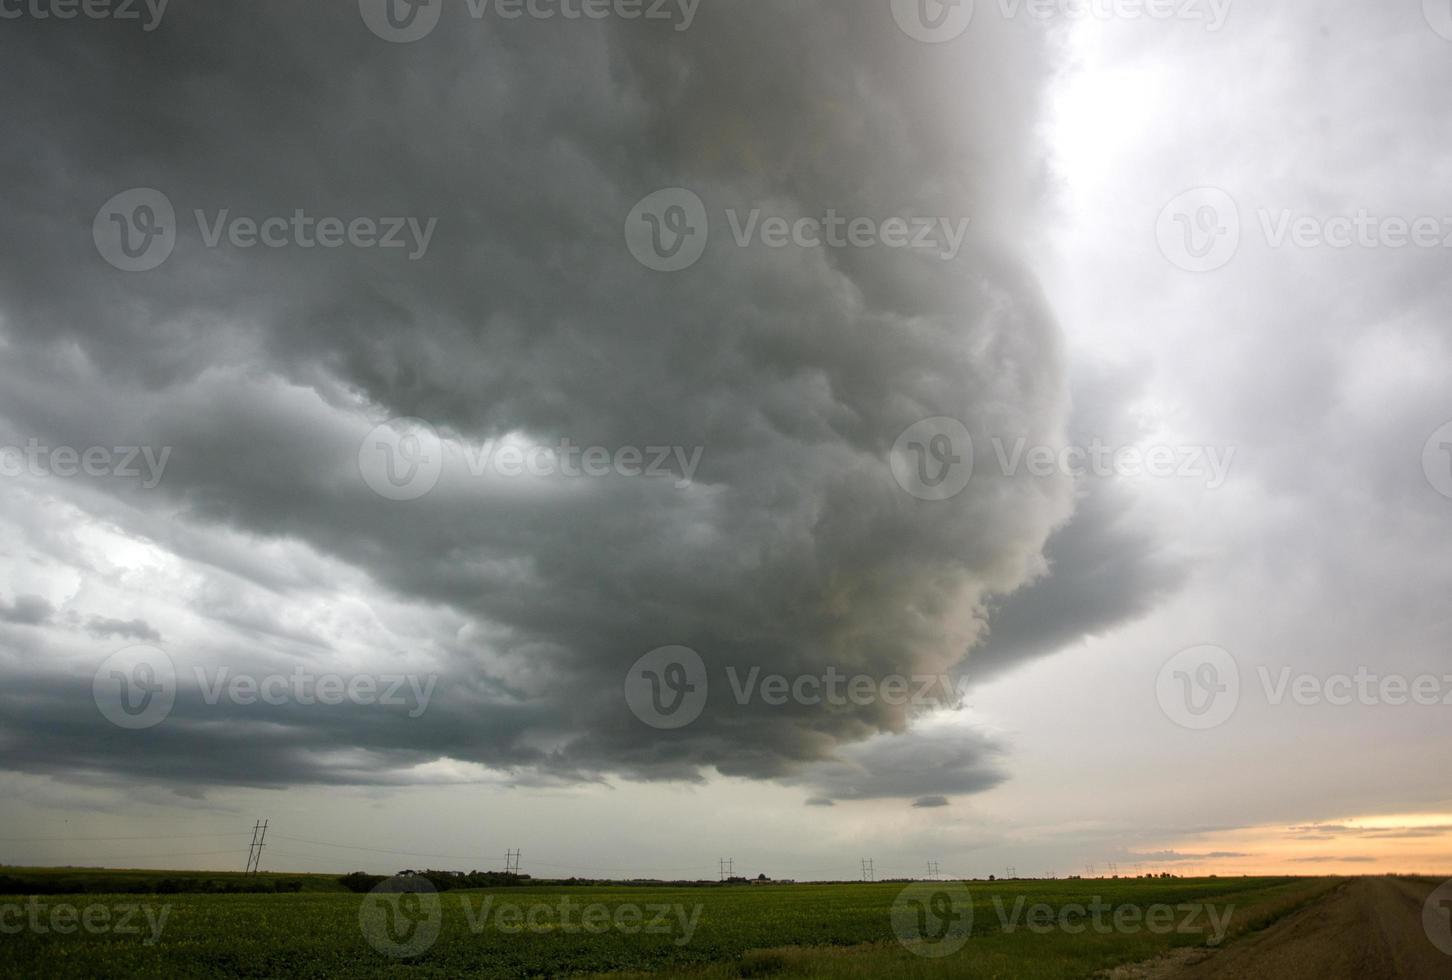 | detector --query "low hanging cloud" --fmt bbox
[0,1,1170,806]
